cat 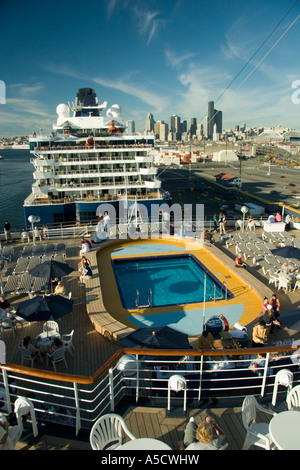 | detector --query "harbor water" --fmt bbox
[0,149,33,230]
